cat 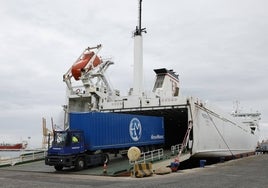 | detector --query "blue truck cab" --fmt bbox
[45,130,107,171]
